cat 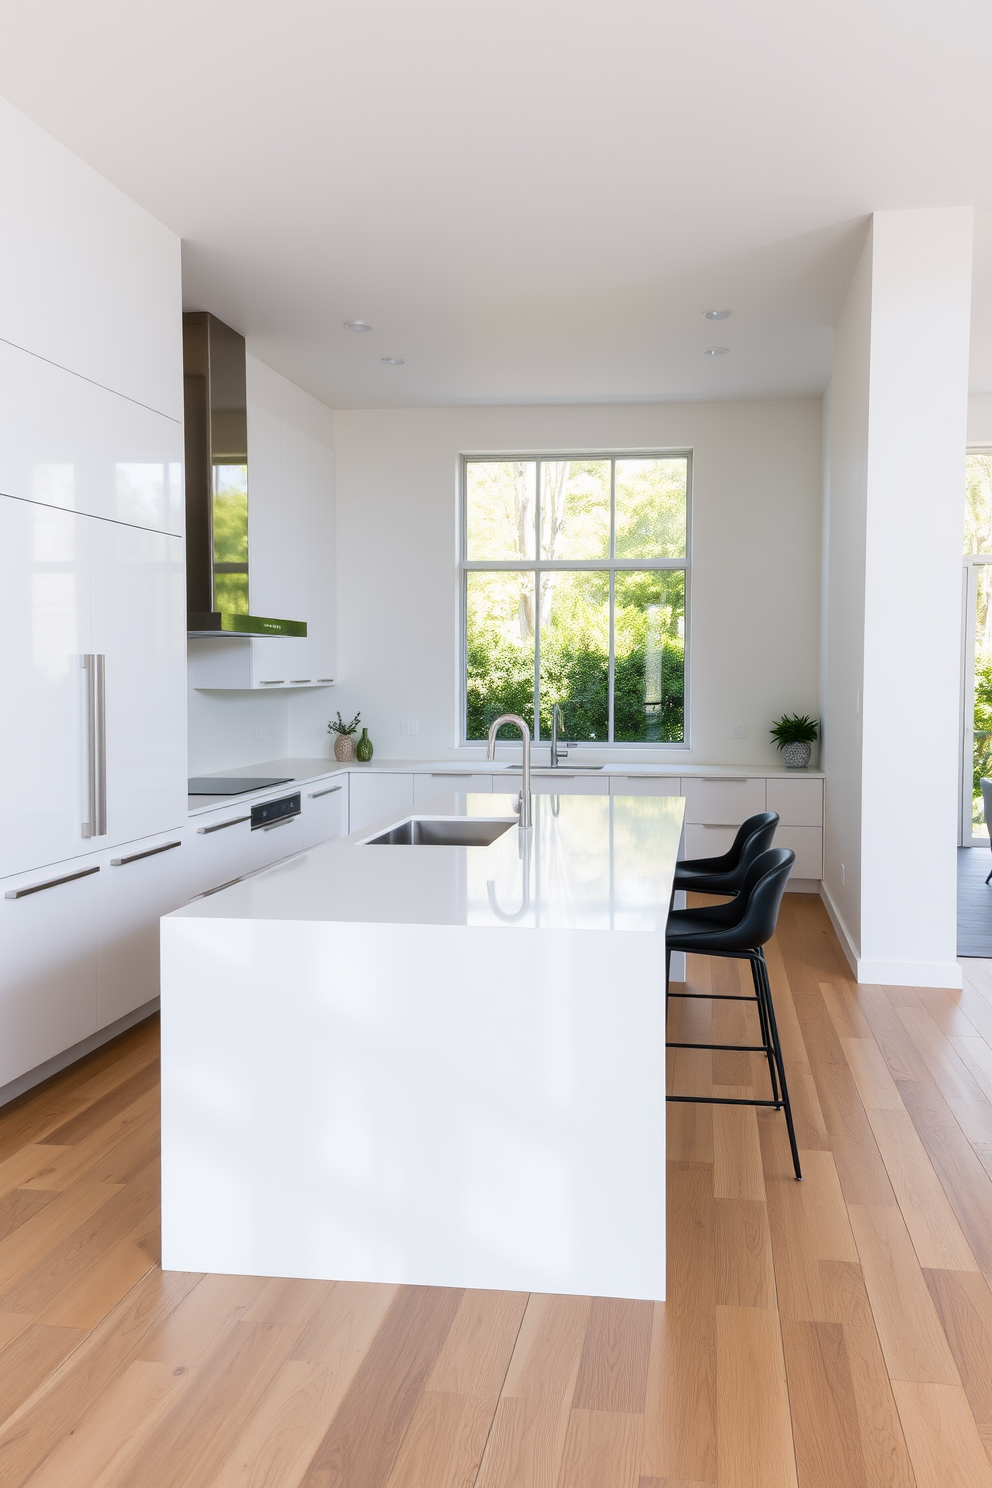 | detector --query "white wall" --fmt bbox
[822,208,973,988]
[968,393,992,445]
[187,354,335,774]
[287,399,822,764]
